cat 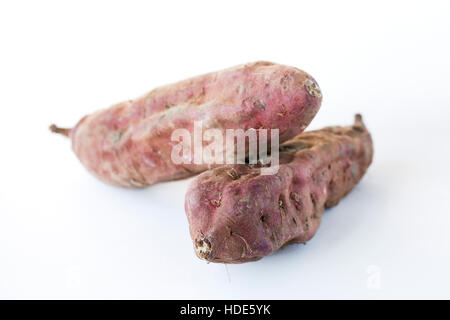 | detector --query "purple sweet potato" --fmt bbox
[50,61,322,188]
[185,115,373,263]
